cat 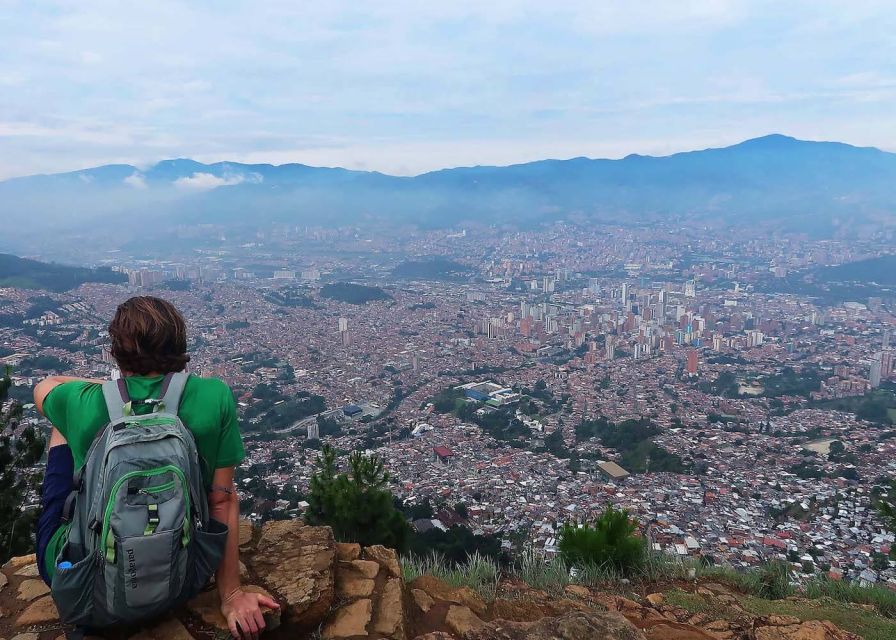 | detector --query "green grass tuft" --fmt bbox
[804,577,896,619]
[401,551,501,601]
